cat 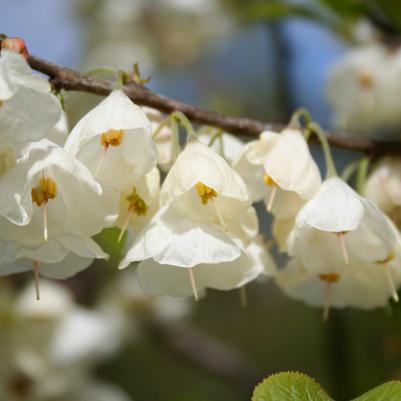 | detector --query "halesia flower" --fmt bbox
[0,139,118,247]
[276,255,401,320]
[233,128,321,217]
[198,129,245,163]
[143,106,174,171]
[0,49,62,147]
[161,140,257,242]
[115,167,160,241]
[365,156,401,228]
[288,177,398,274]
[65,90,158,191]
[0,234,108,299]
[120,207,274,298]
[326,44,401,136]
[47,110,69,147]
[99,268,191,328]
